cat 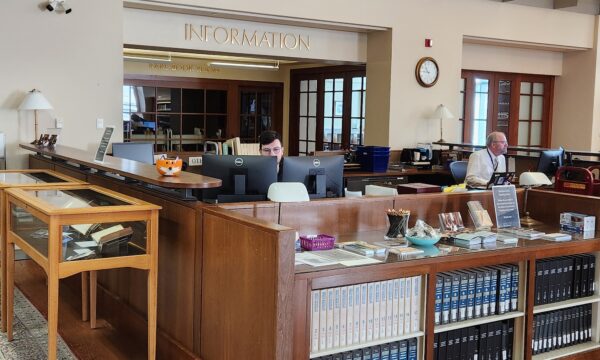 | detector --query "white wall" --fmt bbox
[0,1,123,169]
[462,43,564,75]
[2,0,597,171]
